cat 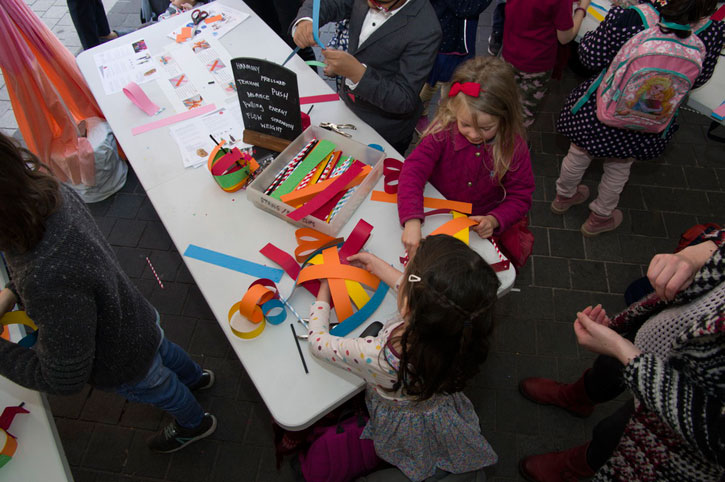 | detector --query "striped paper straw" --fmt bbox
[316,152,340,183]
[327,186,356,223]
[264,138,317,195]
[329,157,352,178]
[489,238,506,262]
